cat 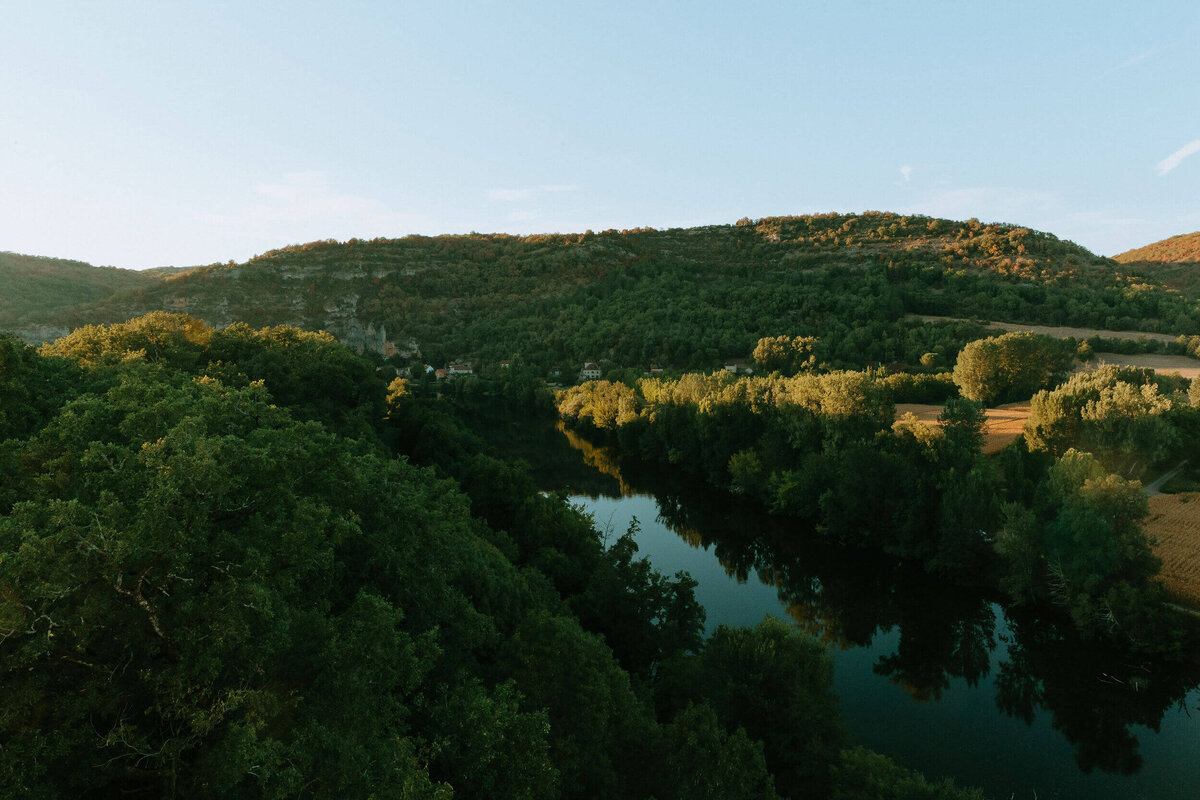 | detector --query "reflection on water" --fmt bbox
[551,424,1200,800]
